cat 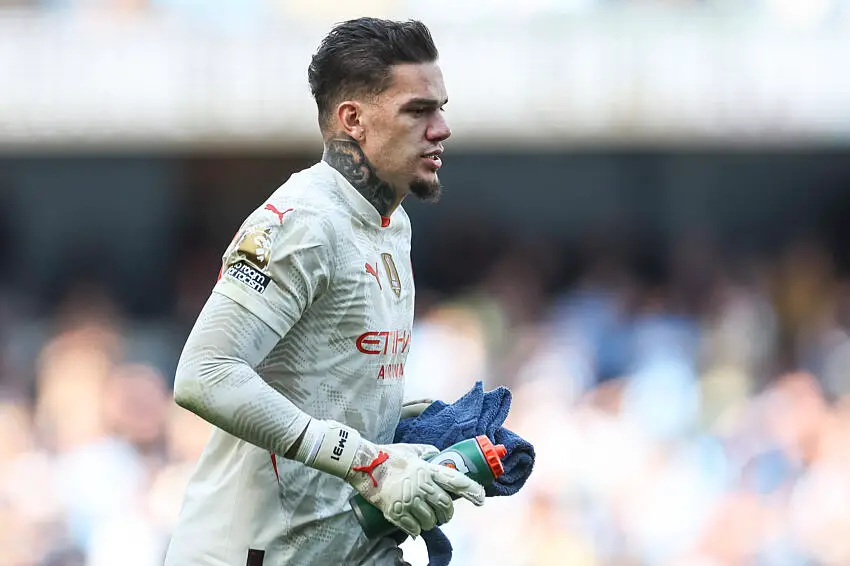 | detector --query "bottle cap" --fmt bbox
[475,435,506,479]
